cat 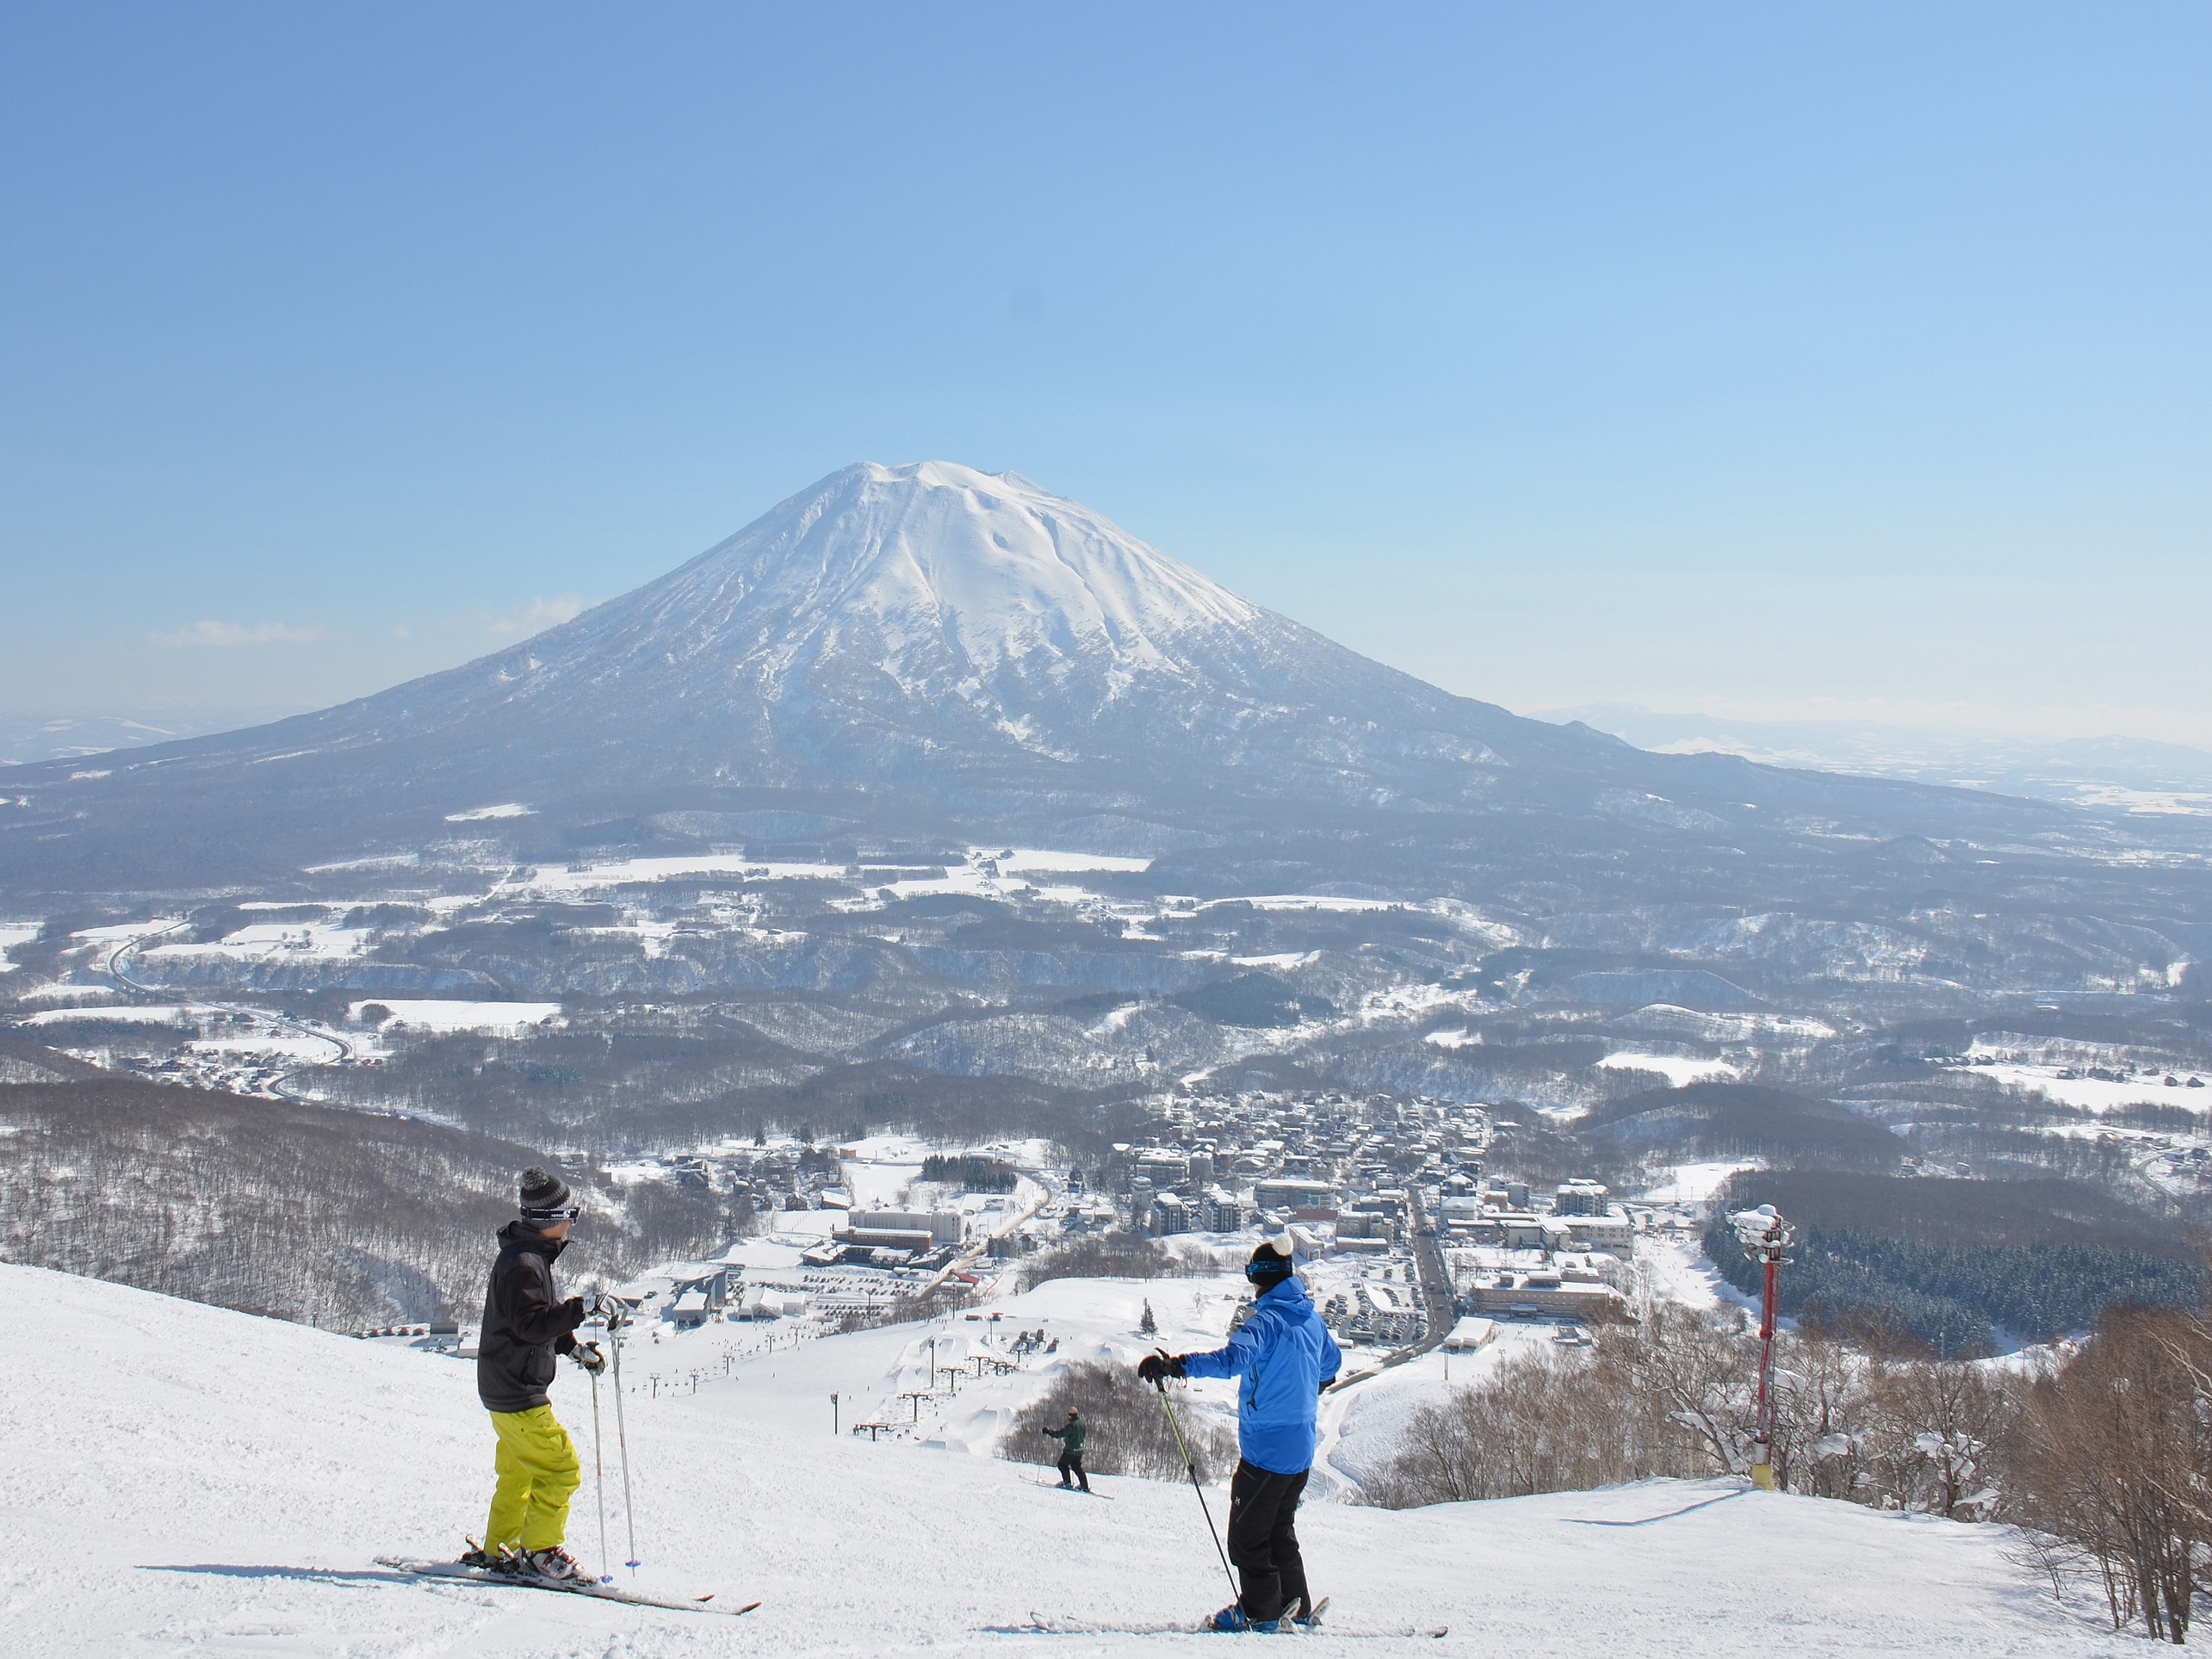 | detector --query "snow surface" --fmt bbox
[143,921,375,963]
[0,920,39,969]
[445,802,536,821]
[20,1003,193,1026]
[10,981,119,1001]
[1975,1061,2205,1112]
[1597,1051,1742,1086]
[636,461,1261,688]
[67,918,185,943]
[1636,1161,1764,1206]
[349,1000,566,1033]
[0,1263,2132,1656]
[991,850,1152,875]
